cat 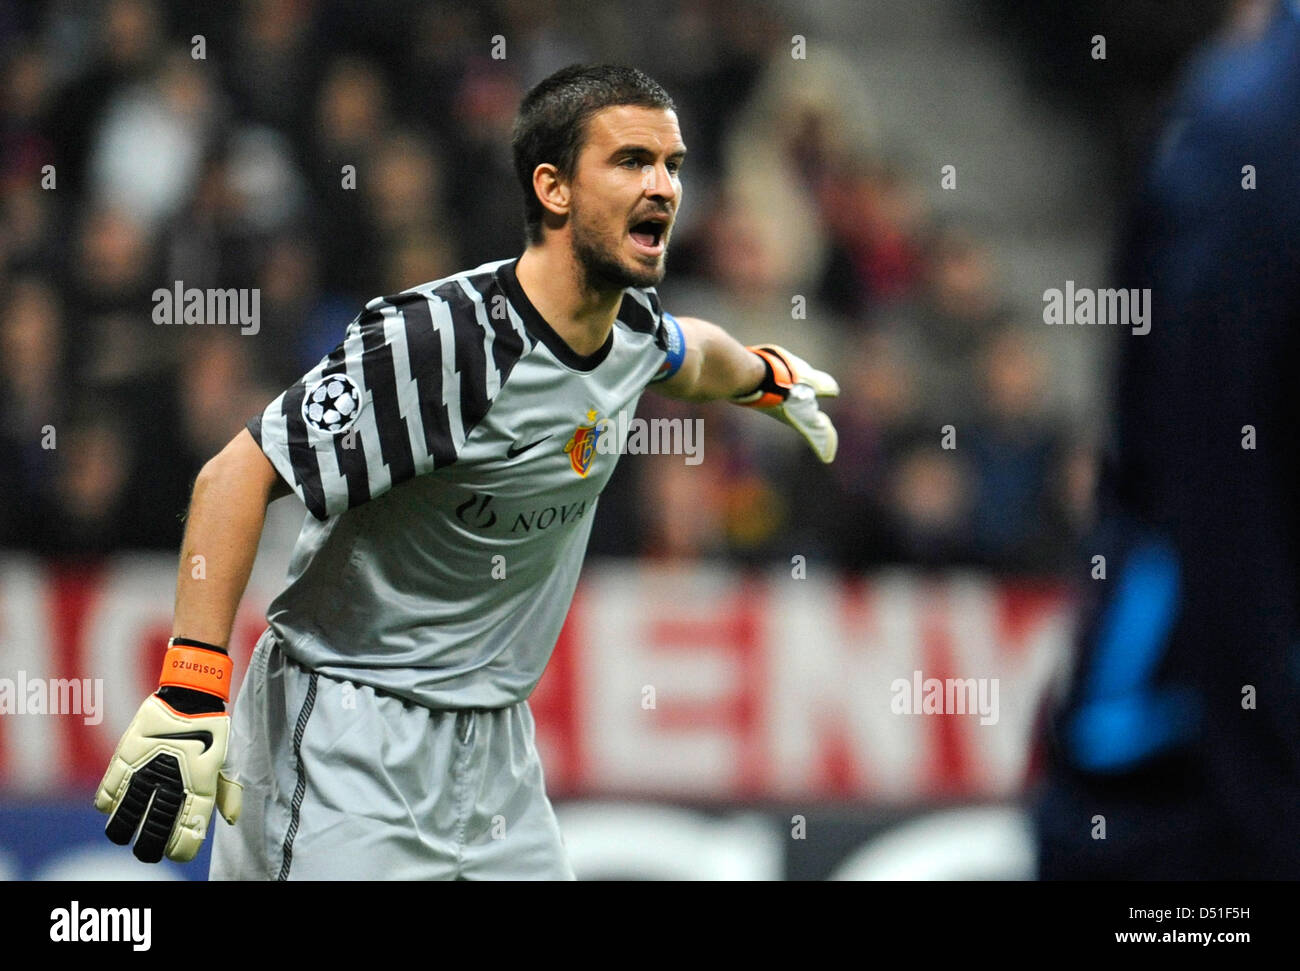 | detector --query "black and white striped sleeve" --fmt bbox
[246,289,519,520]
[623,287,686,385]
